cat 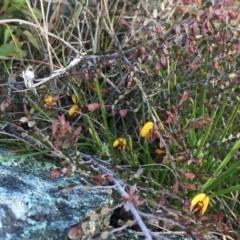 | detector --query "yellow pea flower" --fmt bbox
[68,104,79,116]
[140,121,158,142]
[113,138,126,151]
[44,95,57,109]
[190,193,210,215]
[140,122,153,137]
[155,149,165,154]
